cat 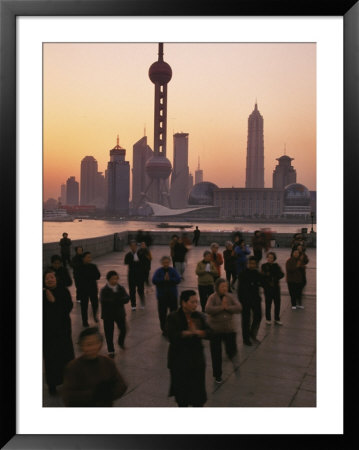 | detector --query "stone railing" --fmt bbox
[43,230,316,266]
